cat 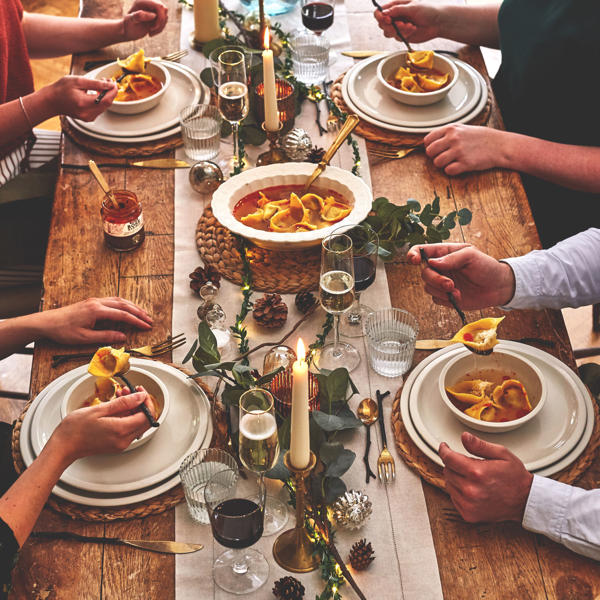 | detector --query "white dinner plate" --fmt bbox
[400,341,594,478]
[347,55,481,128]
[72,61,204,138]
[66,118,181,143]
[342,64,488,134]
[409,343,586,471]
[28,359,210,493]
